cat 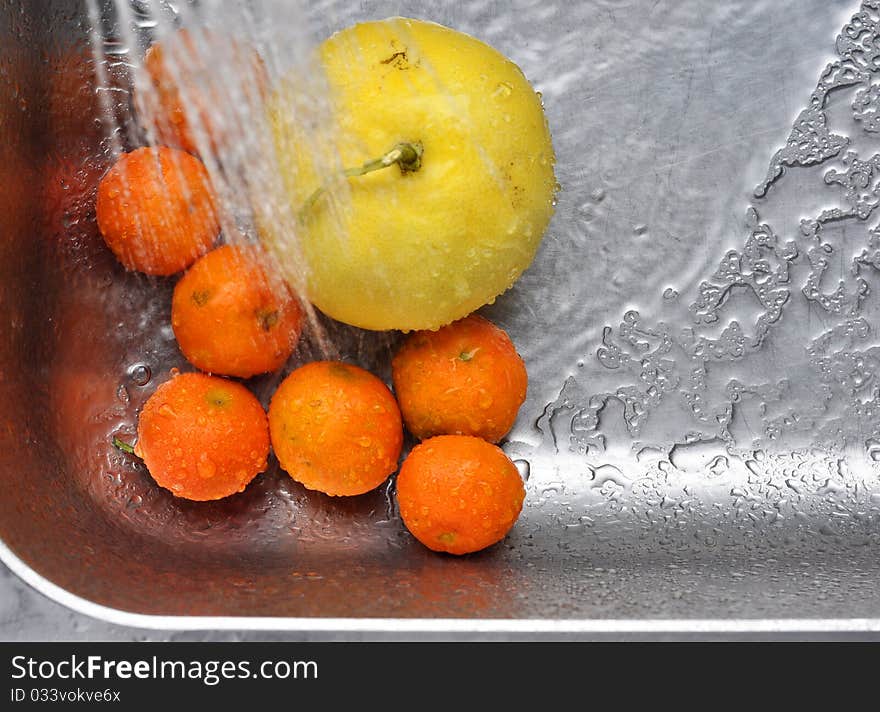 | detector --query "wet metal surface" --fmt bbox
[3,0,880,636]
